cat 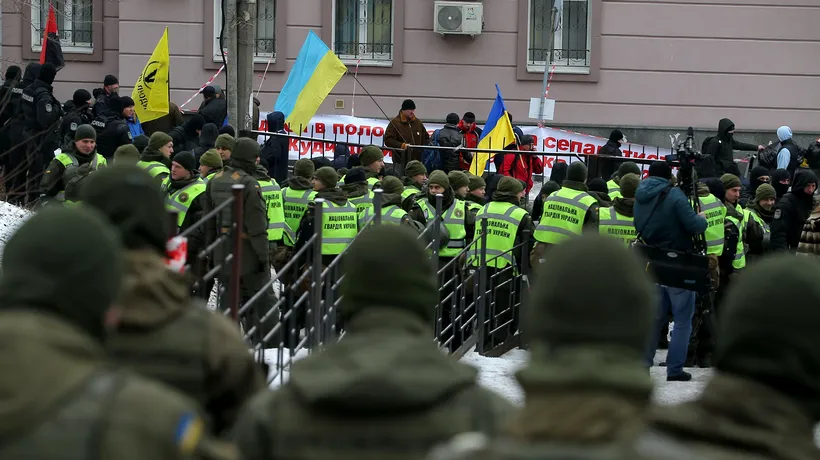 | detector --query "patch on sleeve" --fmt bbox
[175,412,204,456]
[774,209,782,219]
